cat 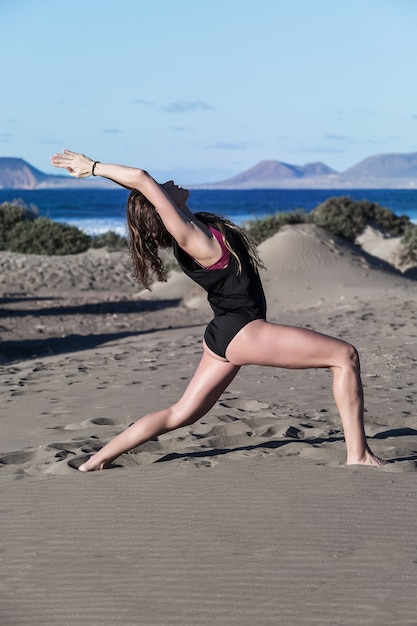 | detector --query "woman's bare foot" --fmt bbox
[346,448,386,467]
[78,456,110,471]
